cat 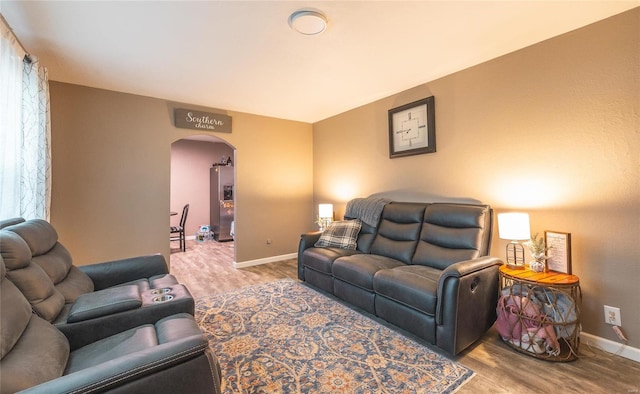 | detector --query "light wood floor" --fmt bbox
[170,240,640,393]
